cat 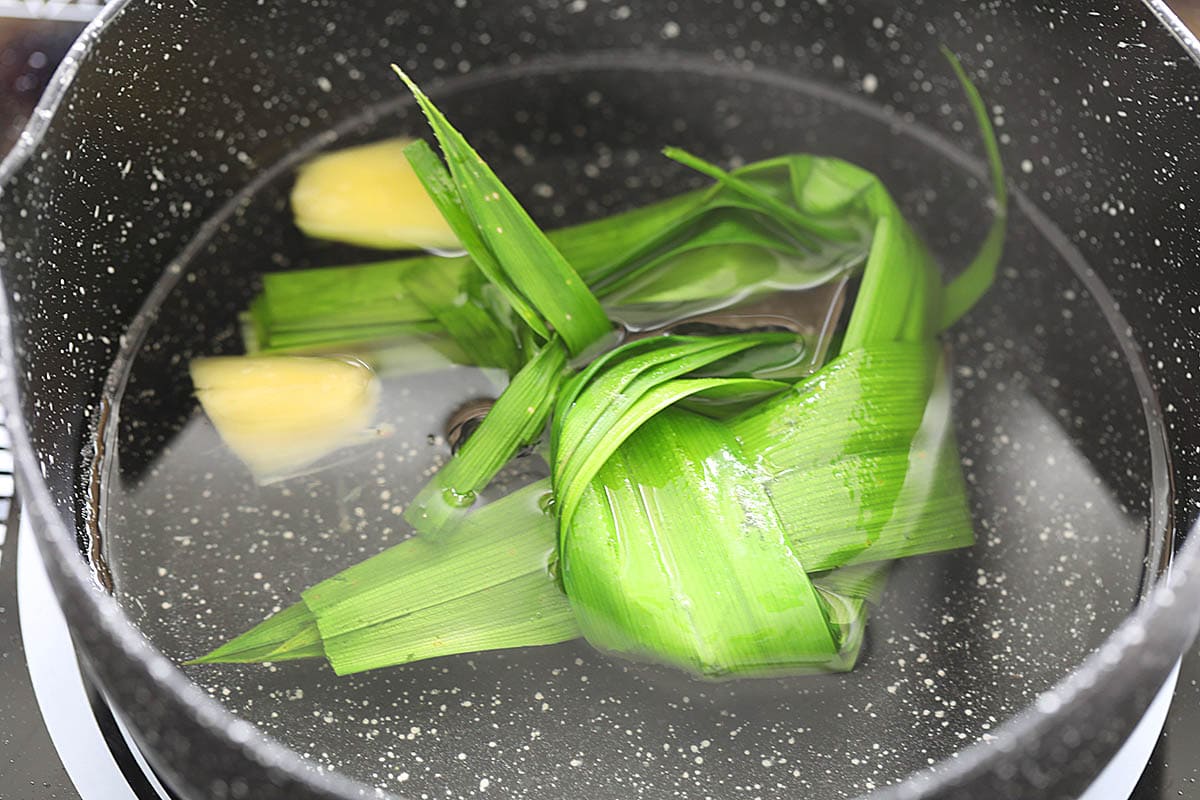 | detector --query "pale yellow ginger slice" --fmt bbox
[190,355,380,480]
[291,137,458,251]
